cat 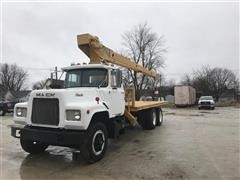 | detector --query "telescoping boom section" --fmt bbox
[77,33,157,78]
